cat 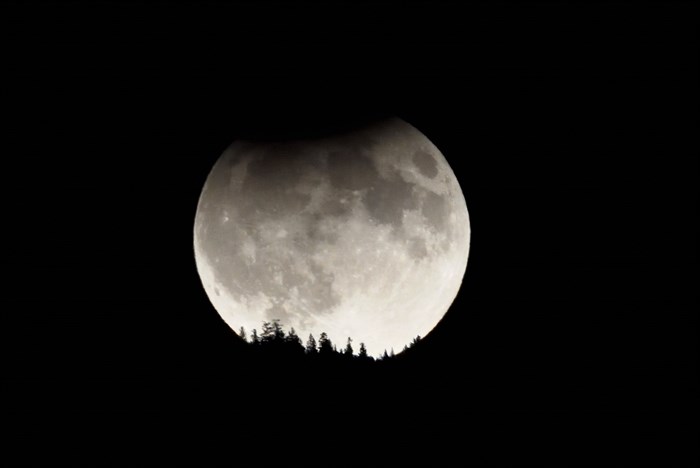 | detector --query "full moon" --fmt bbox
[194,118,470,356]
